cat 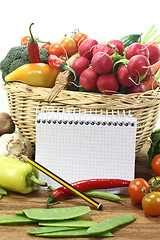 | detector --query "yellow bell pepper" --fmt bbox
[5,63,59,88]
[0,156,47,194]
